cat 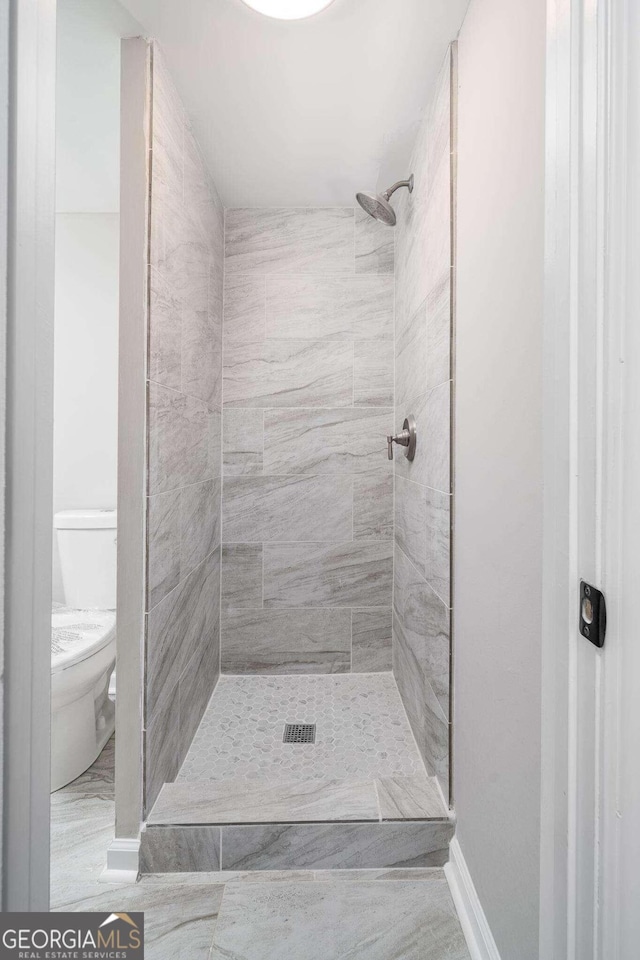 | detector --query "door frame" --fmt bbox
[540,0,638,956]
